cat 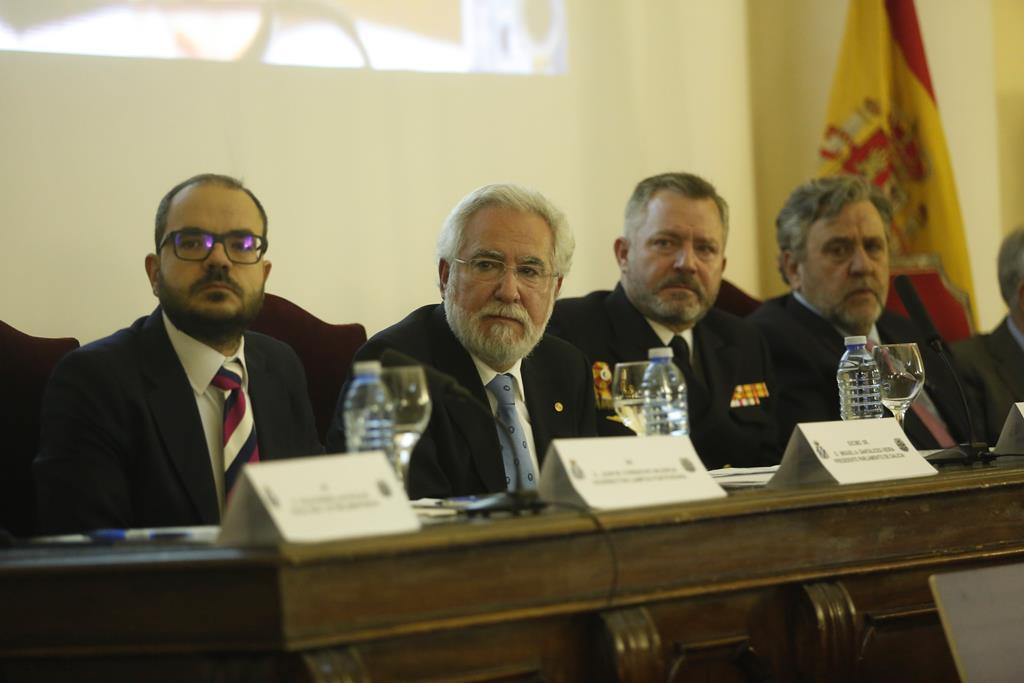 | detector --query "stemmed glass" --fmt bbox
[611,361,652,435]
[380,366,432,487]
[873,343,925,430]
